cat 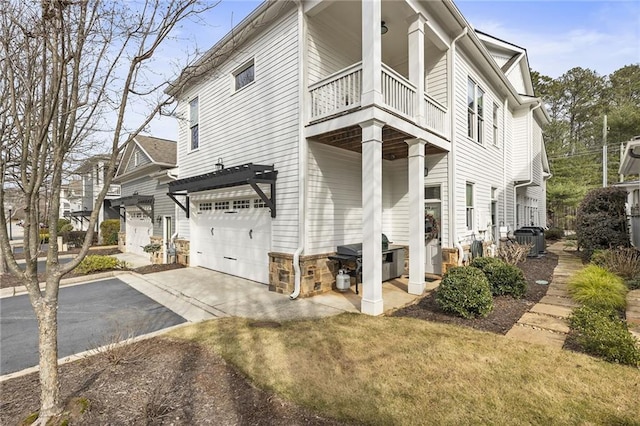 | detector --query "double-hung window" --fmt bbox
[189,97,199,151]
[492,103,499,146]
[466,182,474,230]
[467,78,485,144]
[234,60,255,91]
